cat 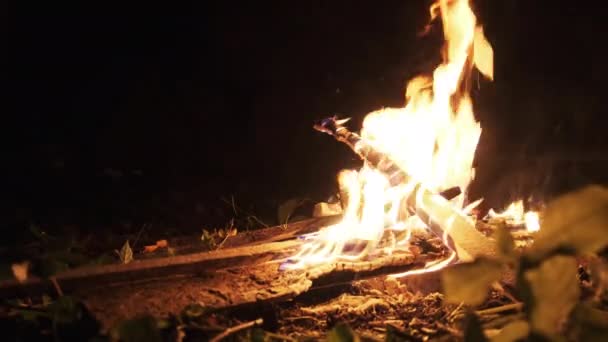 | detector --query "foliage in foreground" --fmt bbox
[442,185,608,341]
